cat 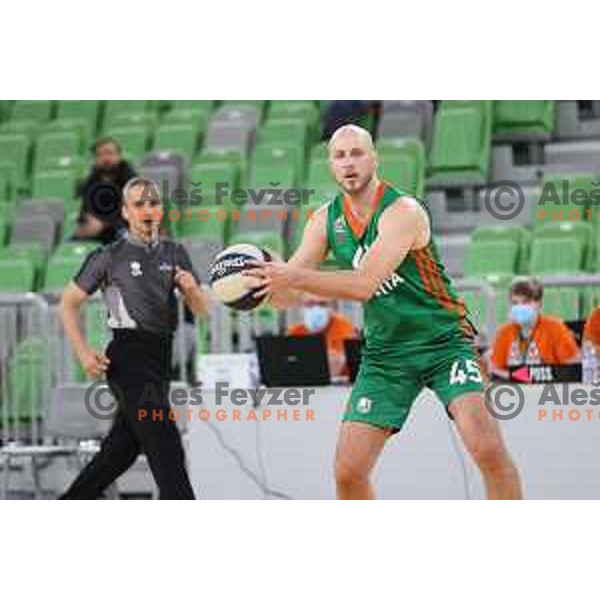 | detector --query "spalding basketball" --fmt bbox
[208,244,272,311]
